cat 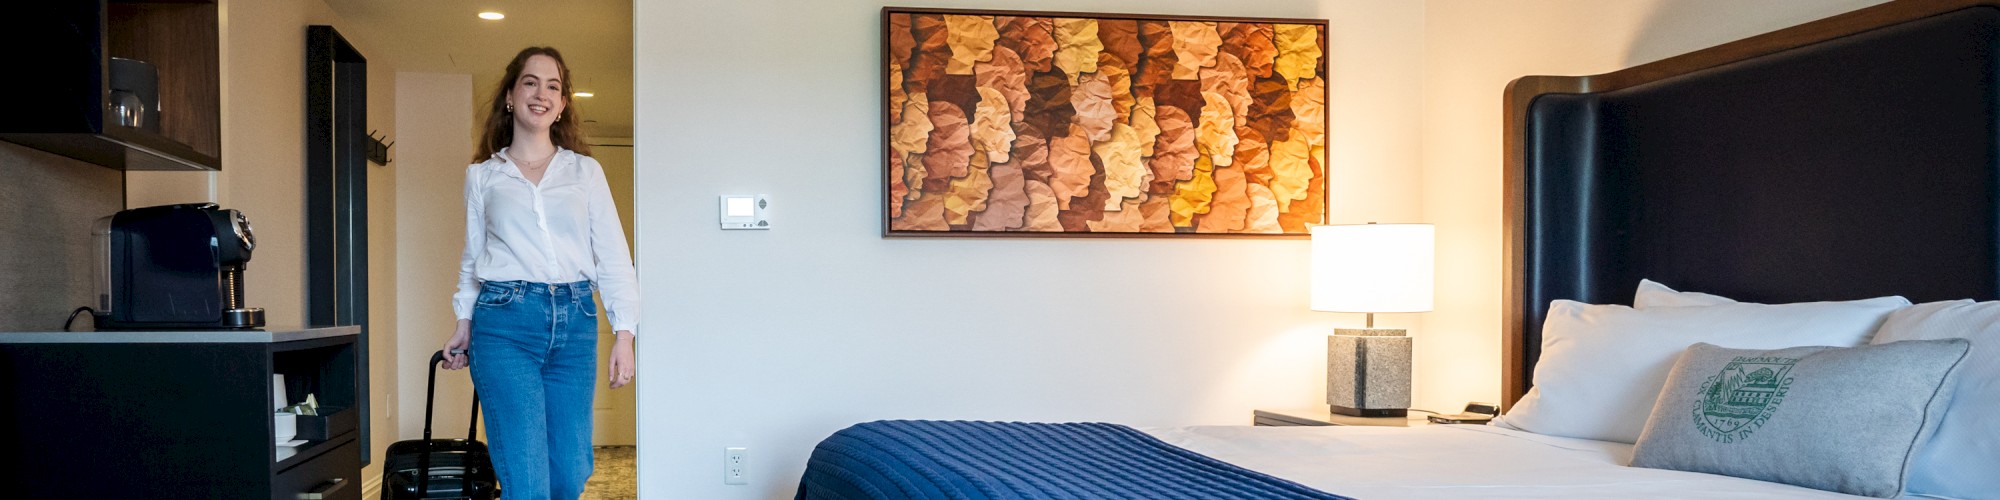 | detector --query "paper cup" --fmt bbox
[272,374,288,412]
[275,412,297,443]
